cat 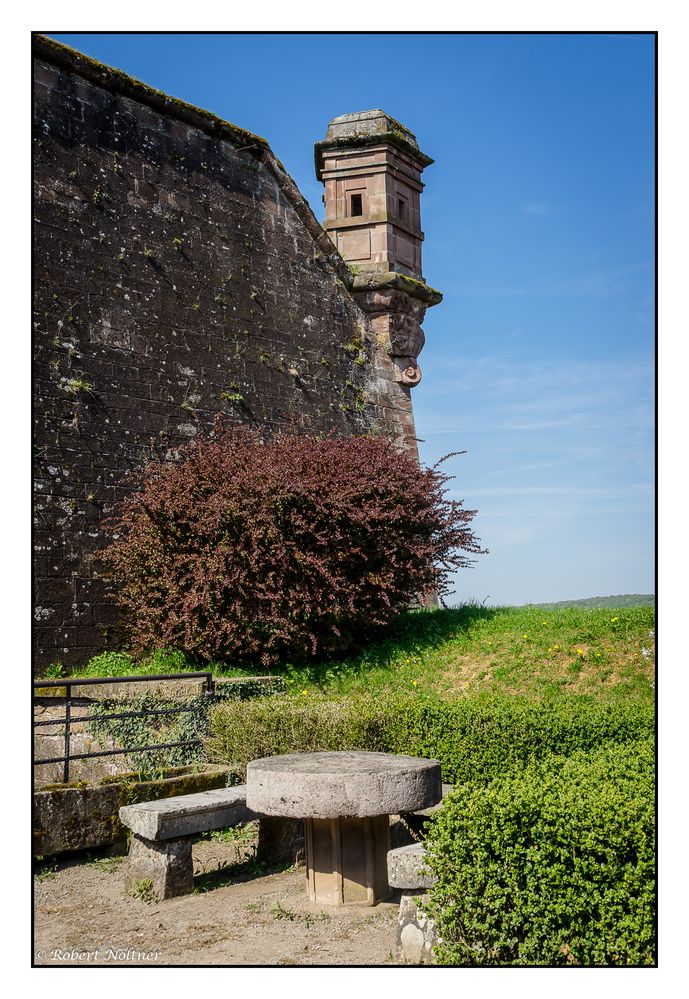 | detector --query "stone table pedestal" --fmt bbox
[304,814,390,906]
[247,751,441,907]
